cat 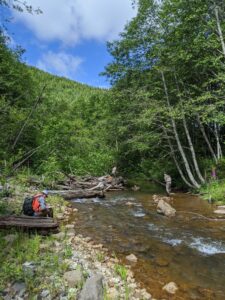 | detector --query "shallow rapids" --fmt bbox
[69,188,225,299]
